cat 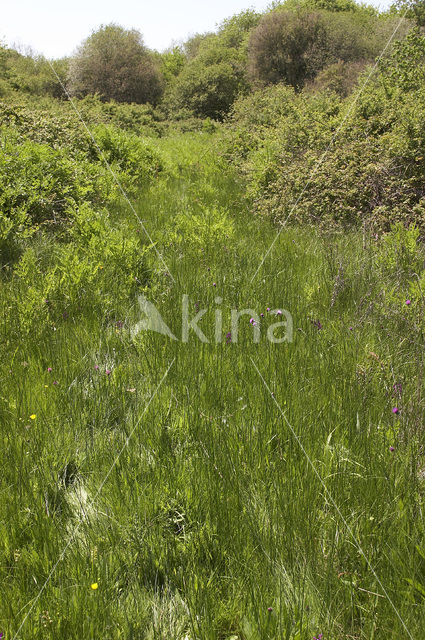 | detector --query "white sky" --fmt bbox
[2,0,394,59]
